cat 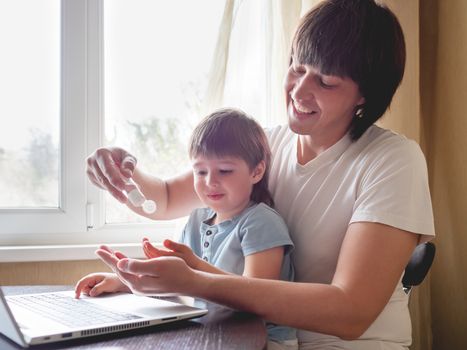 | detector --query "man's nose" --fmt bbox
[291,75,314,103]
